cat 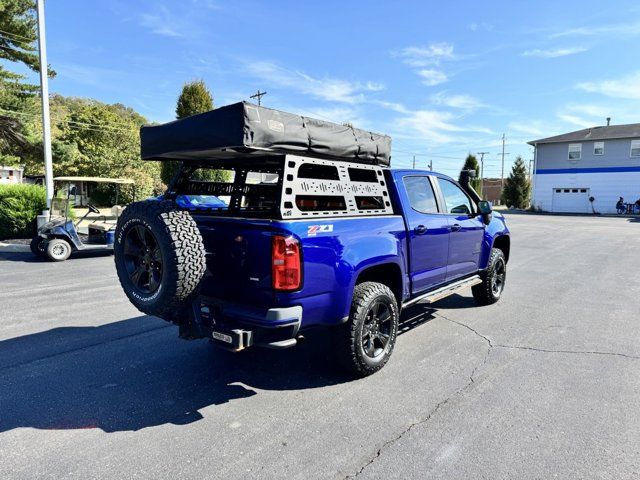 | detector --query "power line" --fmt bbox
[0,107,134,133]
[0,28,35,43]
